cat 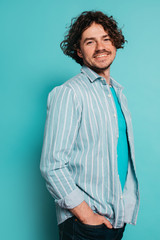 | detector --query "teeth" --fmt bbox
[96,54,108,58]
